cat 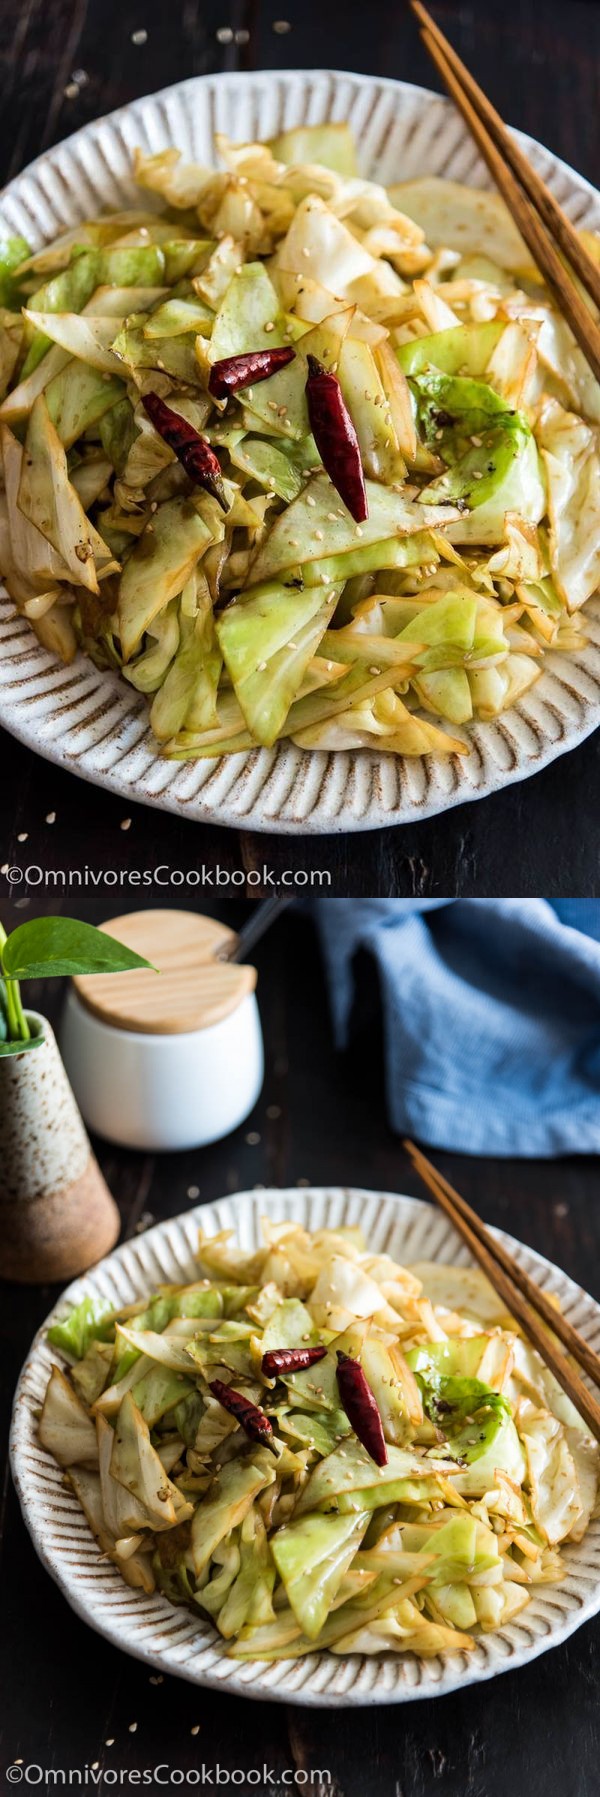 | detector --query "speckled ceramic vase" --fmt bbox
[0,1013,120,1284]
